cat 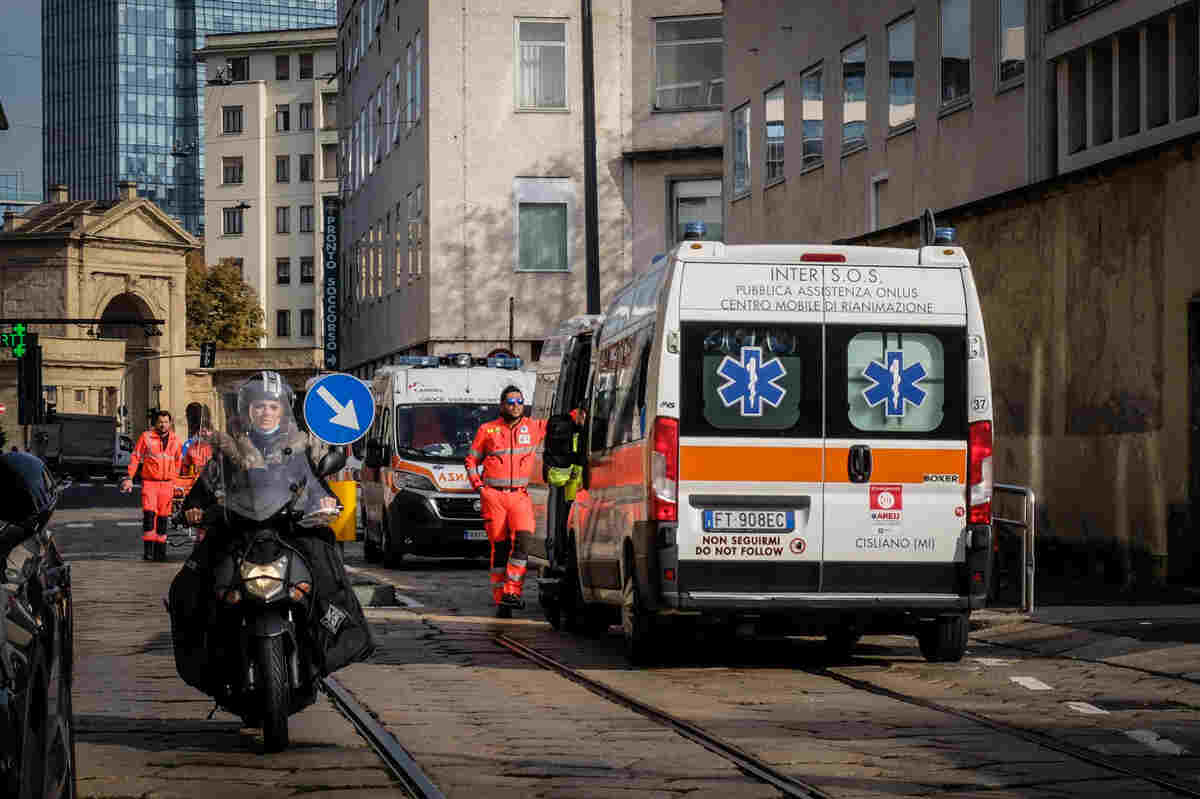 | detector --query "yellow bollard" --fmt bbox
[328,477,358,543]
